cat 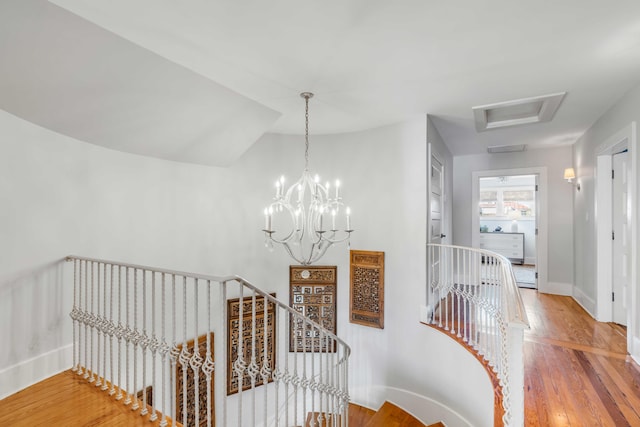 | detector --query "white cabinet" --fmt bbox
[478,232,524,264]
